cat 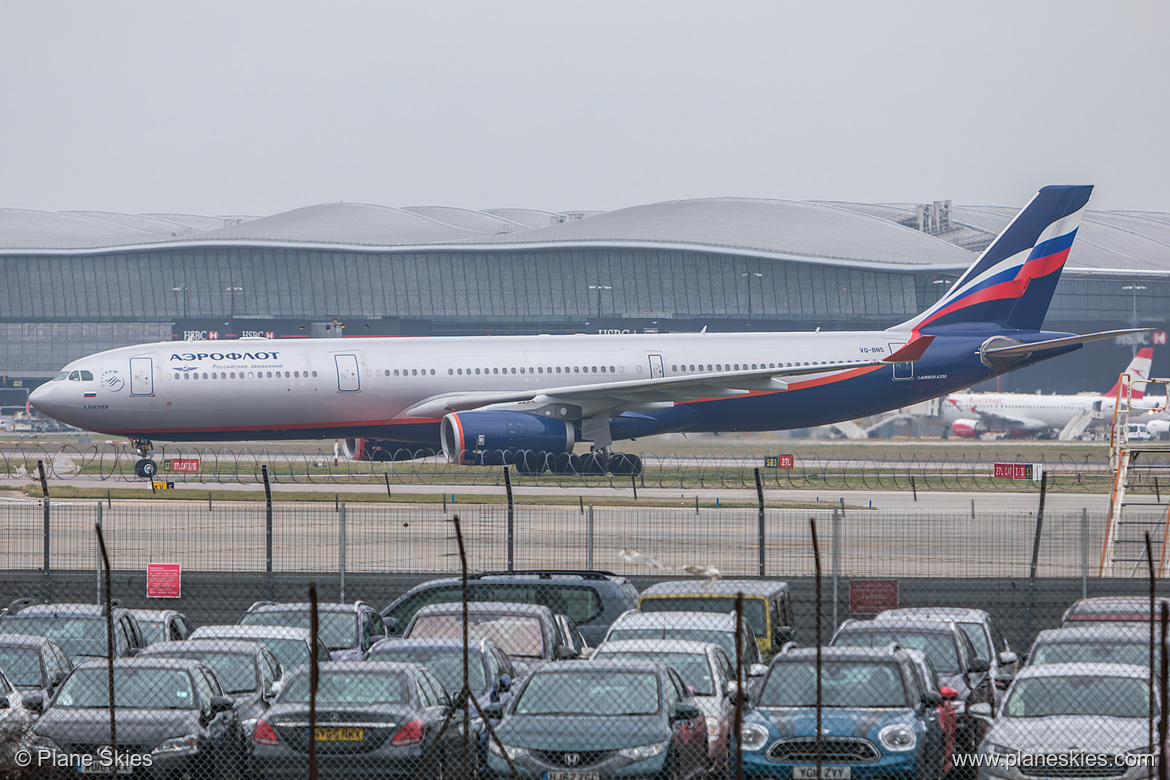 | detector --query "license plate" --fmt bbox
[544,773,600,780]
[76,761,133,775]
[314,726,364,741]
[793,768,851,780]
